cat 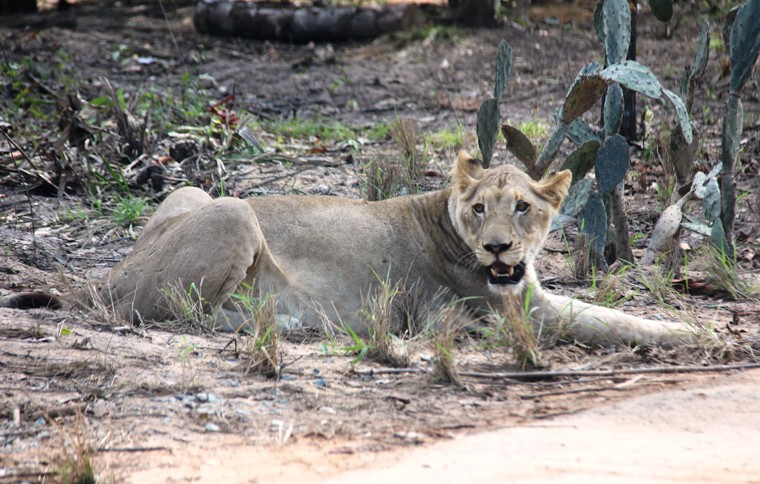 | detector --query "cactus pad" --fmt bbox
[710,219,729,253]
[721,96,743,170]
[594,0,605,43]
[601,61,663,99]
[691,20,710,80]
[729,0,760,94]
[648,0,673,22]
[567,119,603,146]
[476,98,500,168]
[502,124,537,169]
[603,0,632,65]
[560,178,593,218]
[595,134,629,195]
[560,140,600,184]
[494,40,514,101]
[578,189,608,255]
[603,84,624,136]
[561,75,608,123]
[702,177,722,221]
[533,123,569,178]
[663,88,693,145]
